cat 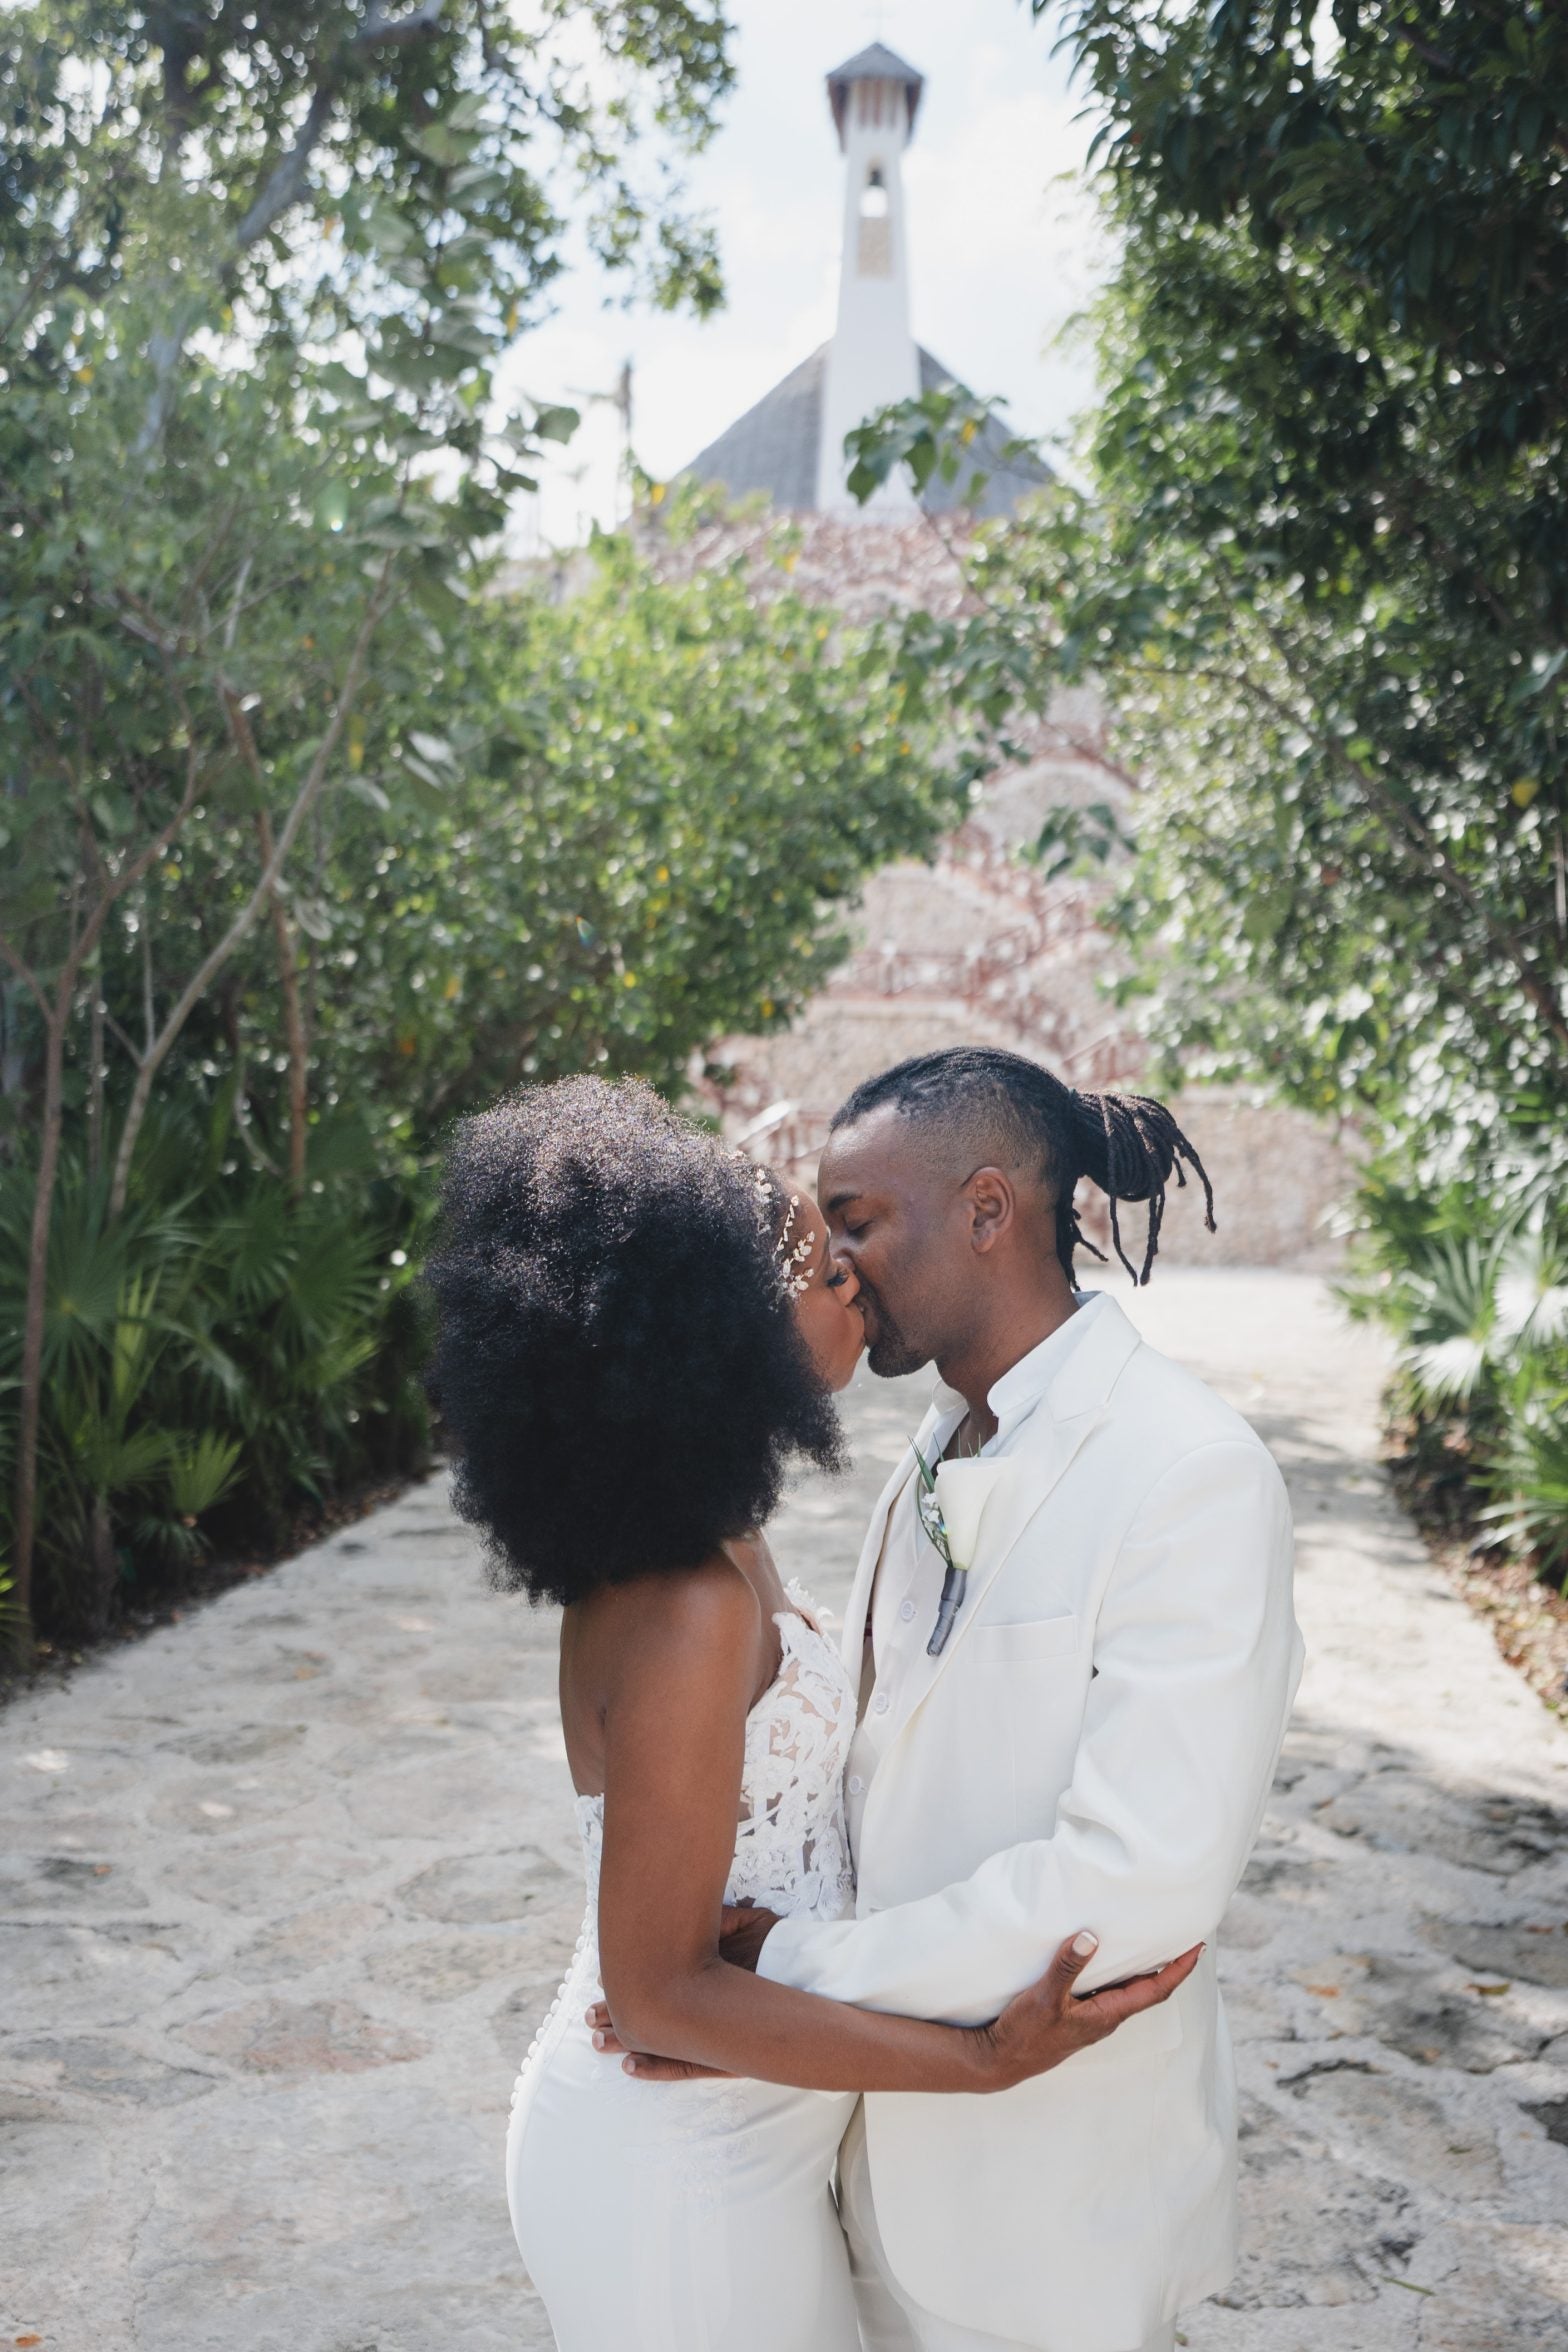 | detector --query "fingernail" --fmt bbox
[592,2031,605,2050]
[622,2057,637,2075]
[1072,1931,1099,1957]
